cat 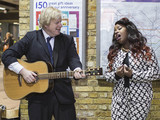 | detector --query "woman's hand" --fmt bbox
[116,66,124,77]
[124,64,132,78]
